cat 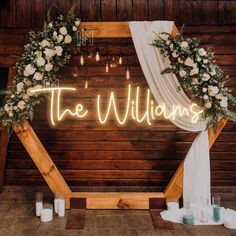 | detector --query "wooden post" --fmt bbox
[164,118,228,201]
[13,120,72,208]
